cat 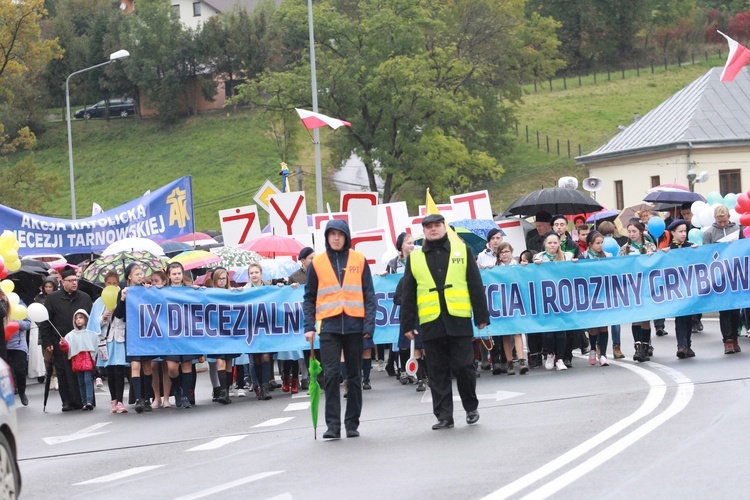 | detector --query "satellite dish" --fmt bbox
[583,177,603,192]
[120,2,126,9]
[558,176,579,190]
[696,171,709,183]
